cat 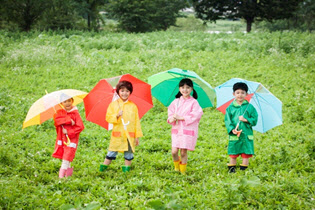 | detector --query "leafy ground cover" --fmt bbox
[0,30,314,209]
